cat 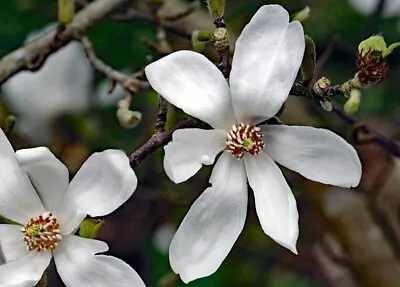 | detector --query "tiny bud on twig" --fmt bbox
[207,0,225,20]
[301,35,317,84]
[290,6,311,23]
[58,0,75,25]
